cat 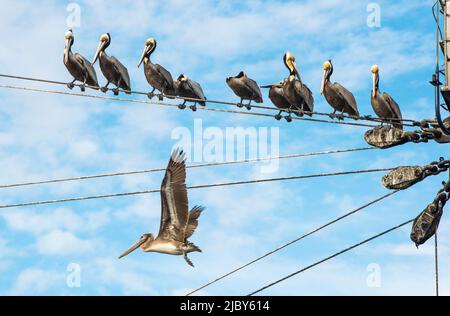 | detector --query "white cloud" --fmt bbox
[36,230,99,256]
[9,268,65,295]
